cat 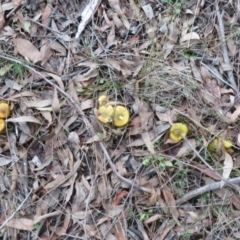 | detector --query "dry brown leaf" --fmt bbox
[129,0,140,18]
[6,116,41,124]
[206,78,221,99]
[221,63,233,71]
[200,65,211,81]
[237,134,240,146]
[46,73,64,90]
[0,156,13,166]
[24,99,52,108]
[112,191,129,208]
[191,162,221,180]
[227,37,236,56]
[13,38,42,63]
[144,214,162,224]
[190,59,203,82]
[81,99,94,110]
[50,41,66,56]
[163,42,174,59]
[136,177,157,206]
[221,152,233,188]
[142,4,154,20]
[52,86,60,113]
[232,195,240,210]
[180,32,200,43]
[176,139,196,157]
[42,4,52,26]
[114,222,125,240]
[34,211,62,224]
[44,175,65,189]
[5,218,33,231]
[107,24,115,45]
[162,187,180,226]
[74,62,98,82]
[0,2,5,31]
[141,131,155,154]
[10,164,17,192]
